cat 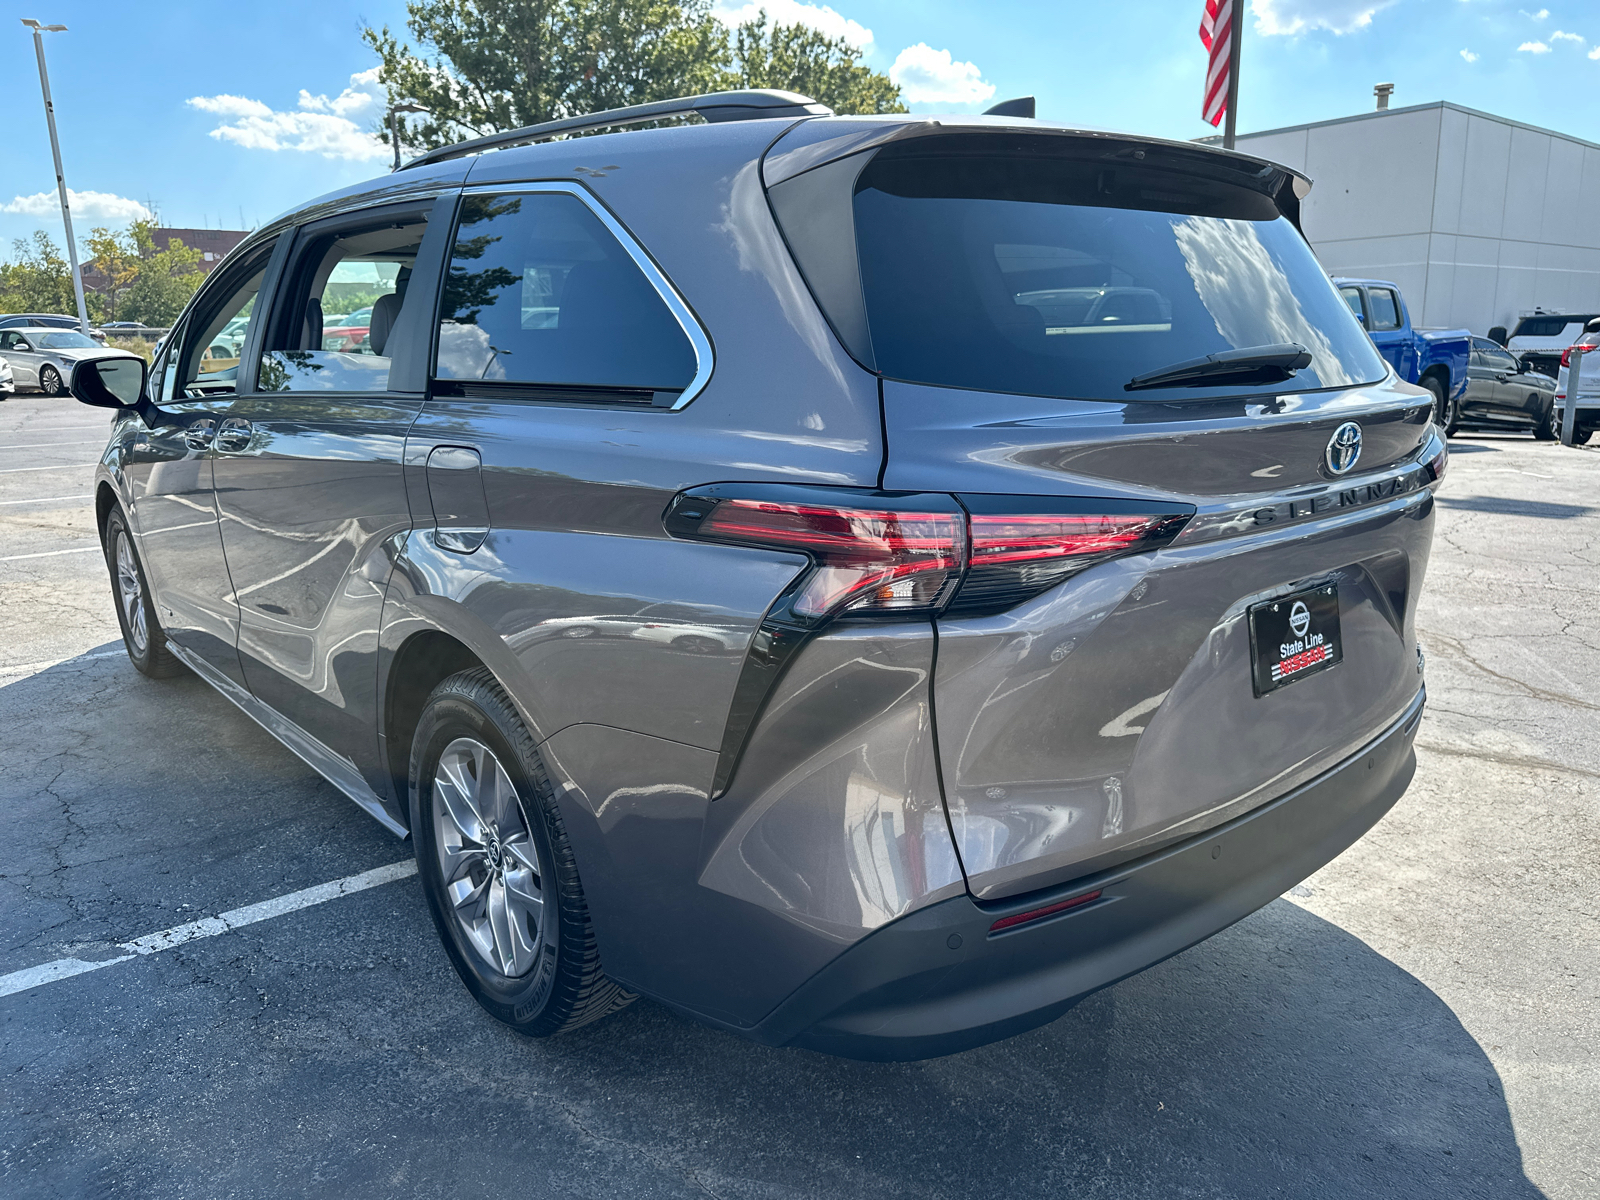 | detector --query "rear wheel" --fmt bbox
[103,506,185,678]
[39,365,64,396]
[409,667,634,1036]
[1533,397,1559,442]
[1422,376,1457,437]
[1573,424,1594,446]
